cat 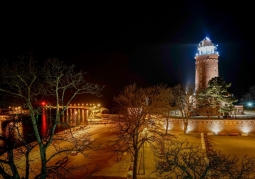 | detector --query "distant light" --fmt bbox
[205,37,210,41]
[41,101,46,106]
[247,102,253,107]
